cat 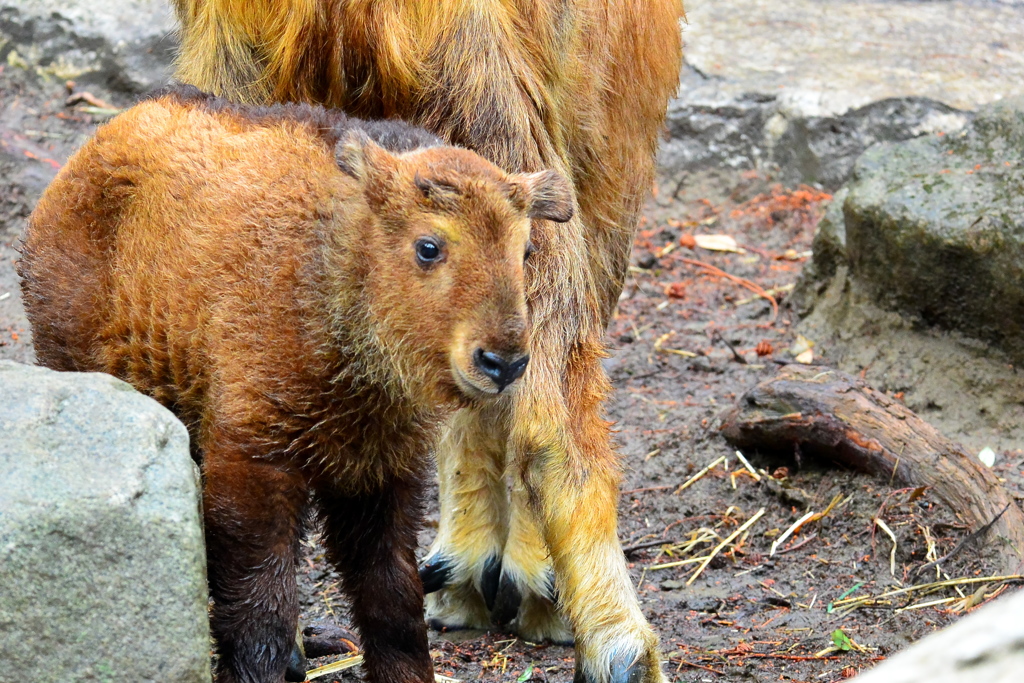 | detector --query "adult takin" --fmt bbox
[172,4,684,681]
[18,86,574,683]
